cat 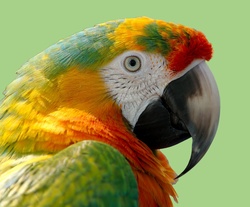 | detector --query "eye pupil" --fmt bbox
[129,59,137,67]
